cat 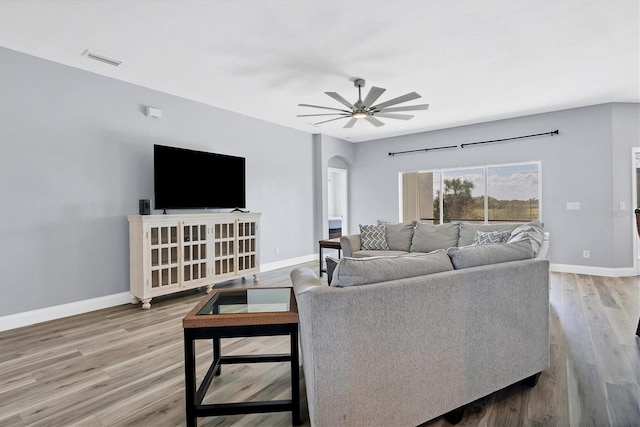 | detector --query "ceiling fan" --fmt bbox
[297,78,429,128]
